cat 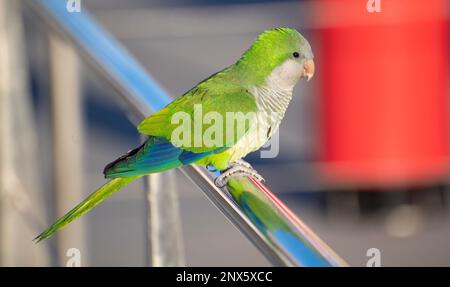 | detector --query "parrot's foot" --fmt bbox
[232,159,253,169]
[214,160,265,188]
